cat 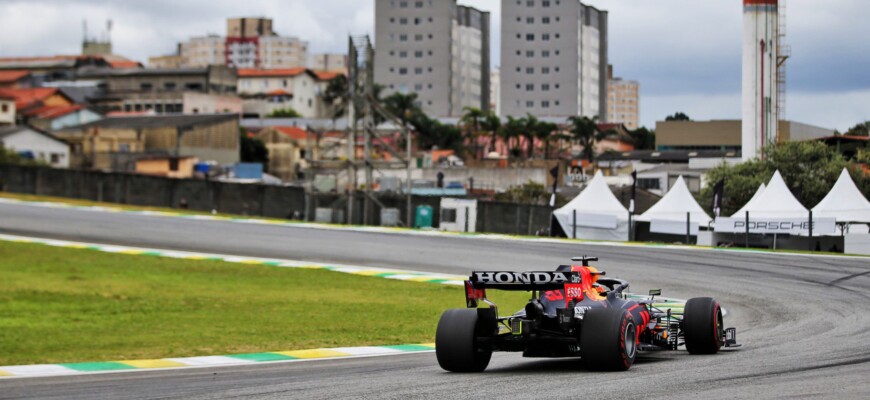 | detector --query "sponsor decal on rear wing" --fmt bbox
[468,271,582,291]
